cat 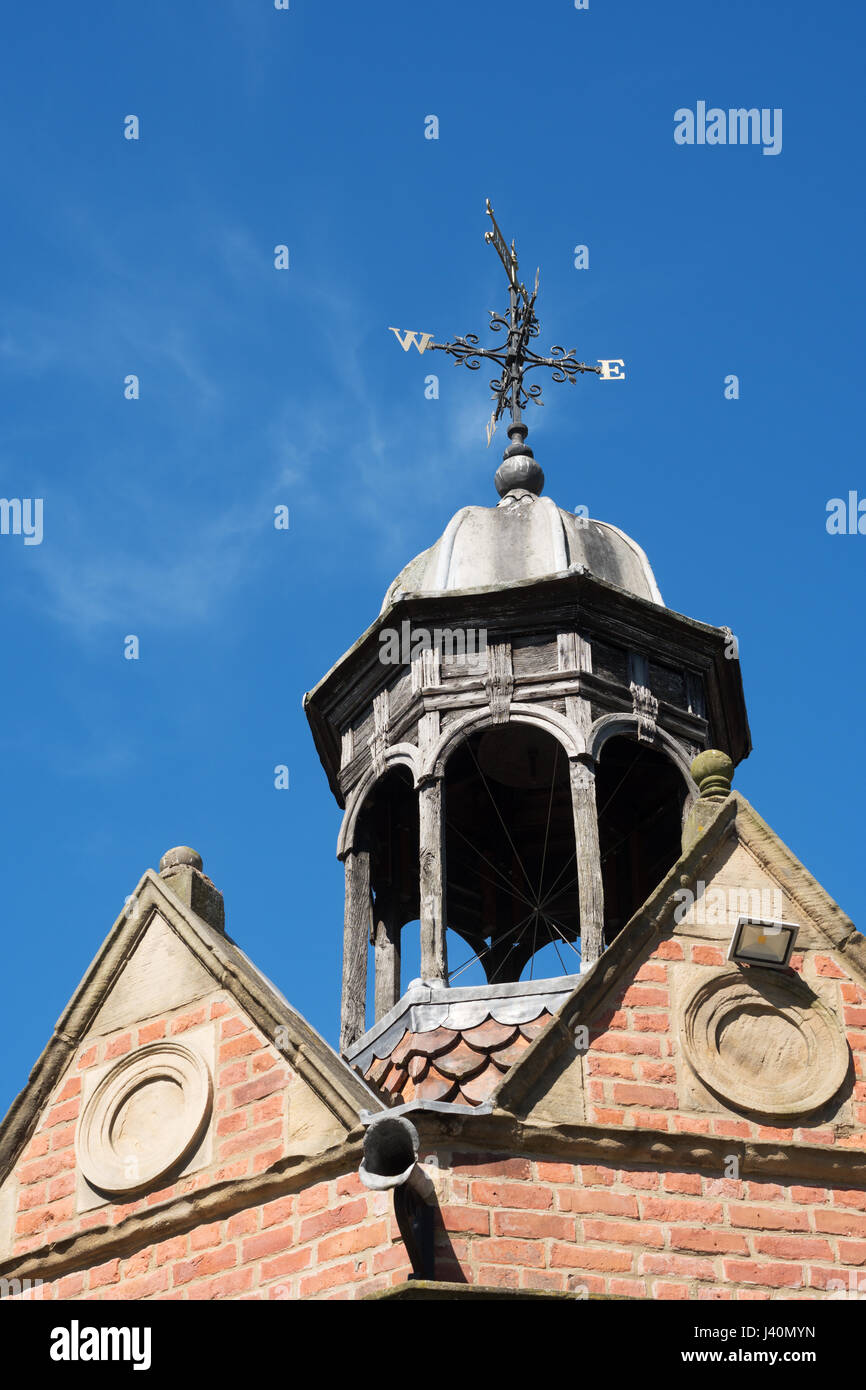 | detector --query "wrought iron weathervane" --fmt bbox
[389,200,624,459]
